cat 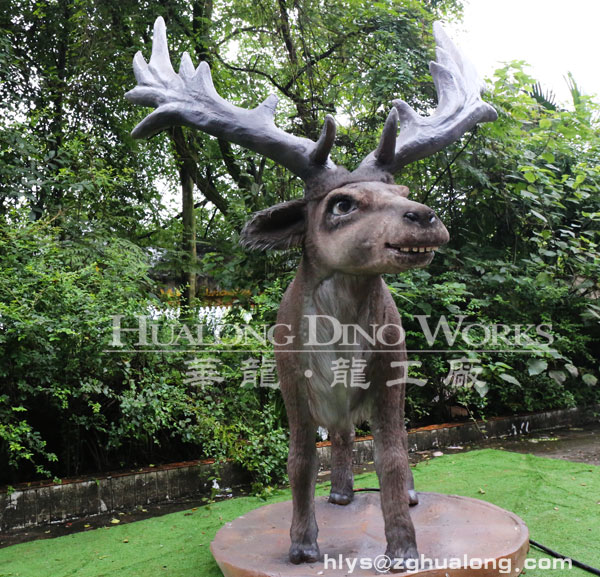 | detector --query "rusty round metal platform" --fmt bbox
[210,492,529,576]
